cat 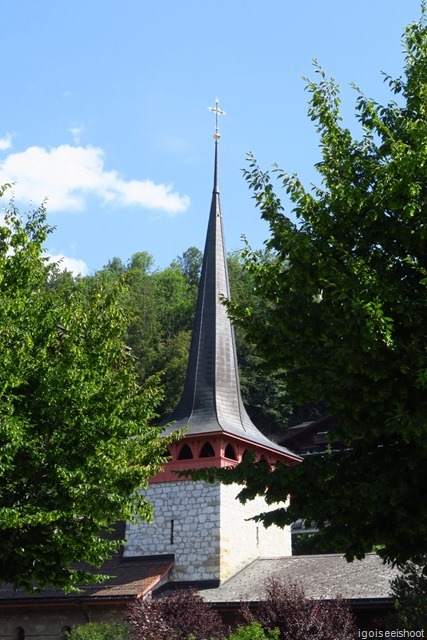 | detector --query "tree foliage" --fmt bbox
[125,588,227,640]
[191,8,427,566]
[67,623,129,640]
[0,193,173,590]
[241,579,355,640]
[386,558,427,631]
[227,622,279,640]
[174,245,203,287]
[227,250,293,433]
